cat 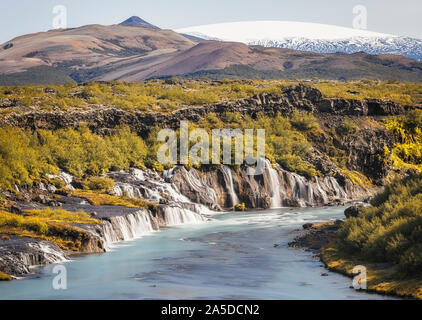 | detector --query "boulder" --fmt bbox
[344,204,365,219]
[10,205,23,215]
[303,223,314,230]
[34,194,48,204]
